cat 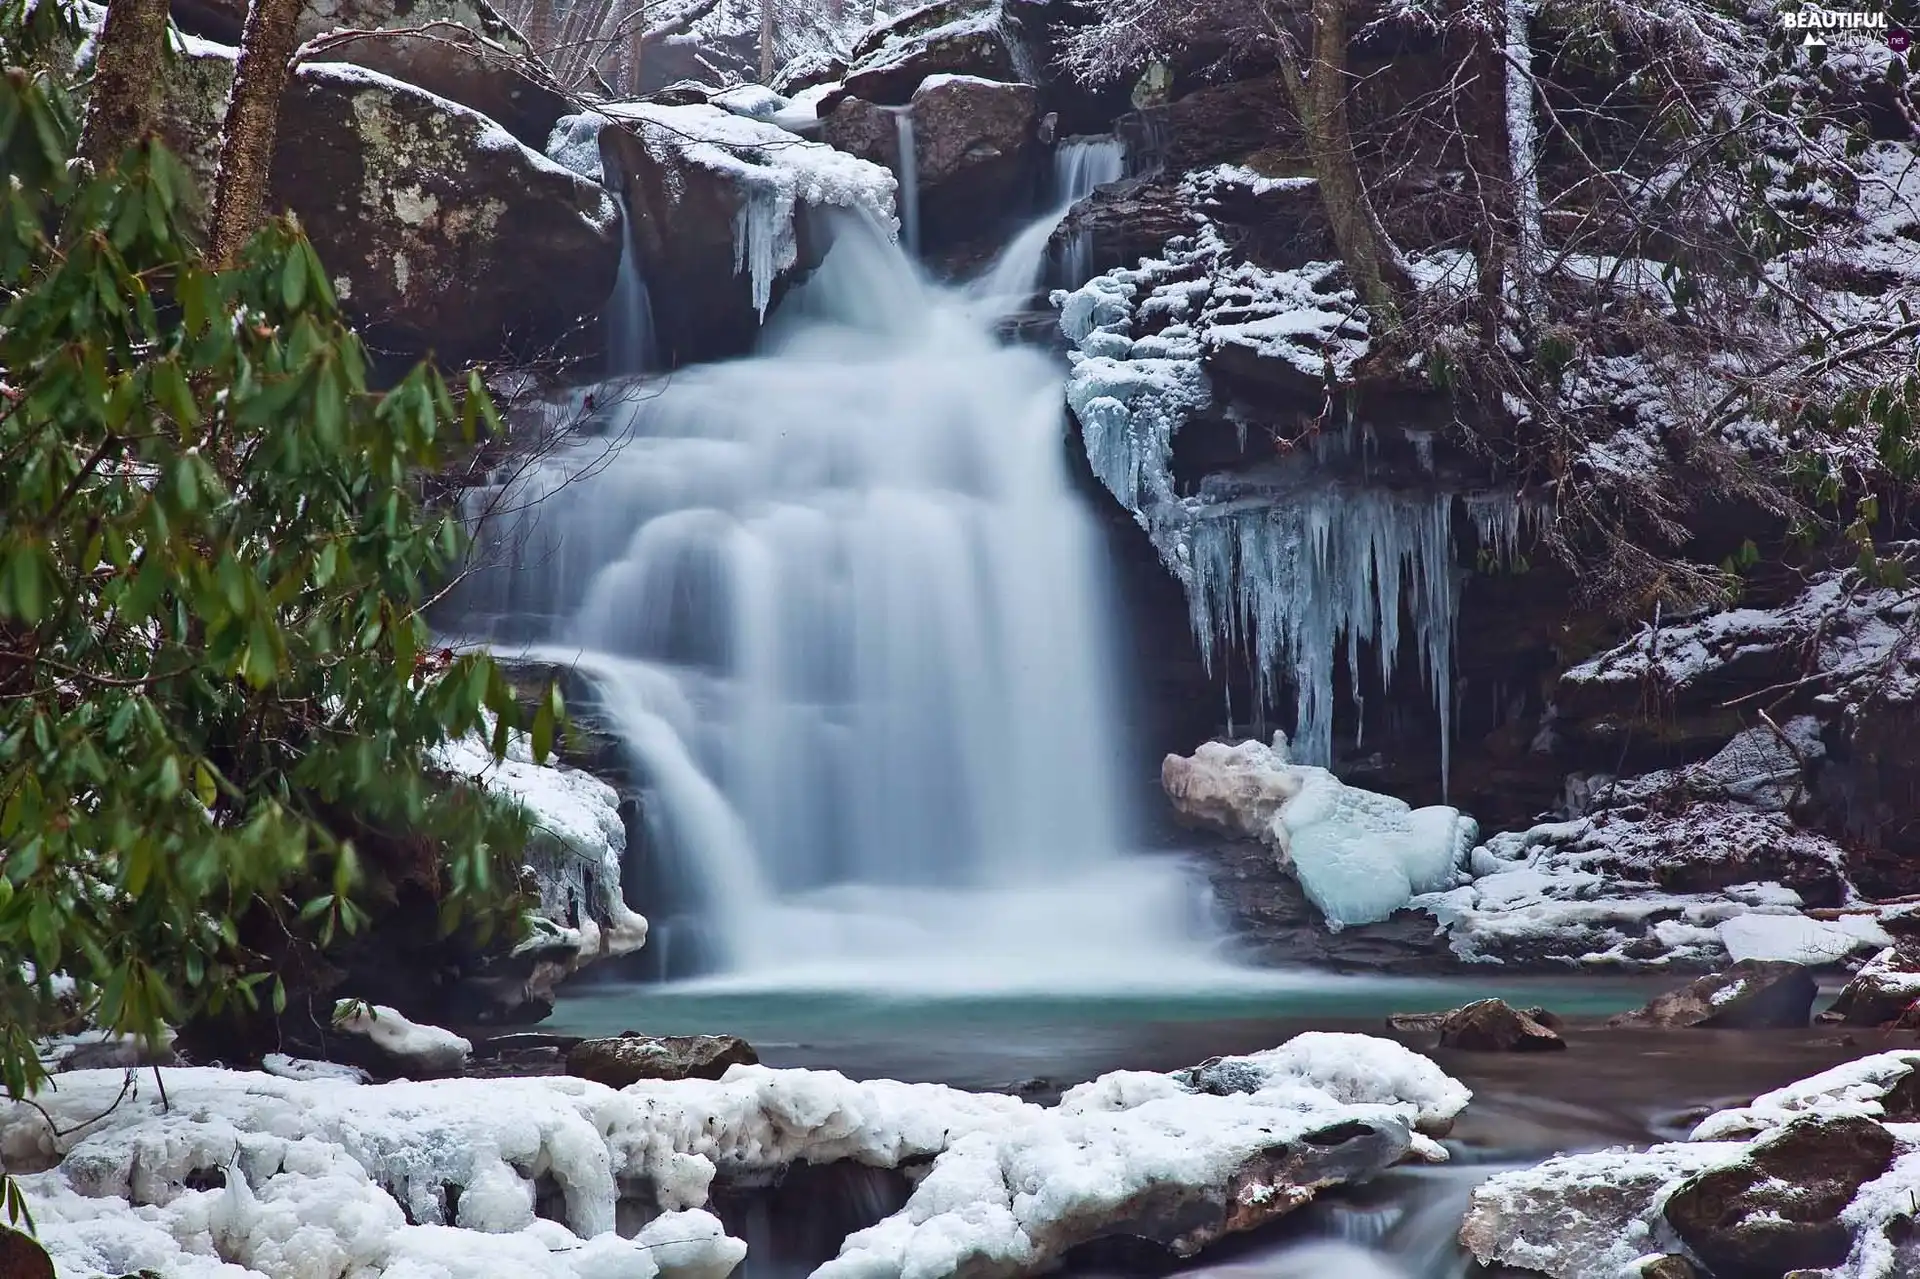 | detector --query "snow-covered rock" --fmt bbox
[1413,763,1890,970]
[1826,946,1920,1027]
[575,103,897,363]
[5,1034,1465,1279]
[434,719,648,971]
[331,1001,473,1078]
[1462,1050,1920,1279]
[1162,735,1476,930]
[832,0,1032,107]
